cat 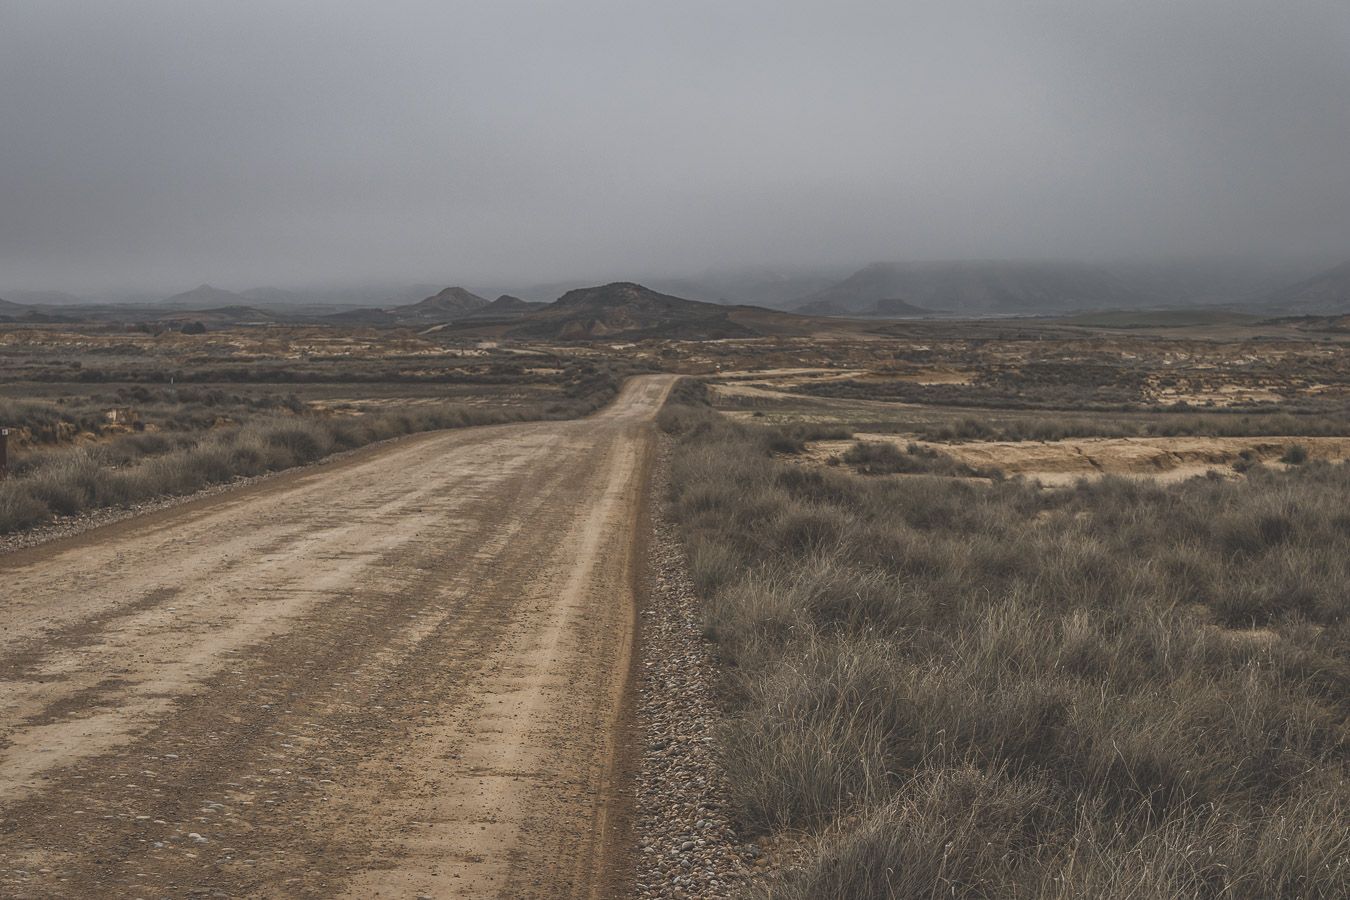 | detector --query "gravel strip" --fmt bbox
[0,473,264,555]
[634,445,762,898]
